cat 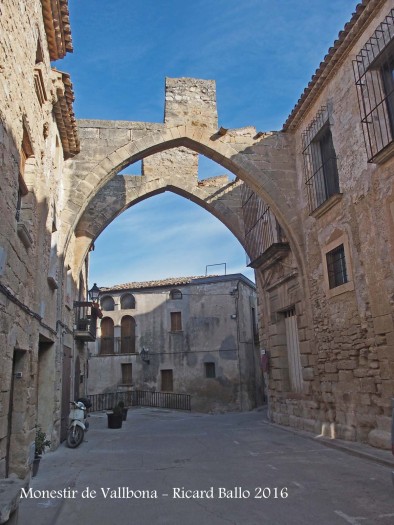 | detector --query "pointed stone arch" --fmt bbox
[62,78,306,297]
